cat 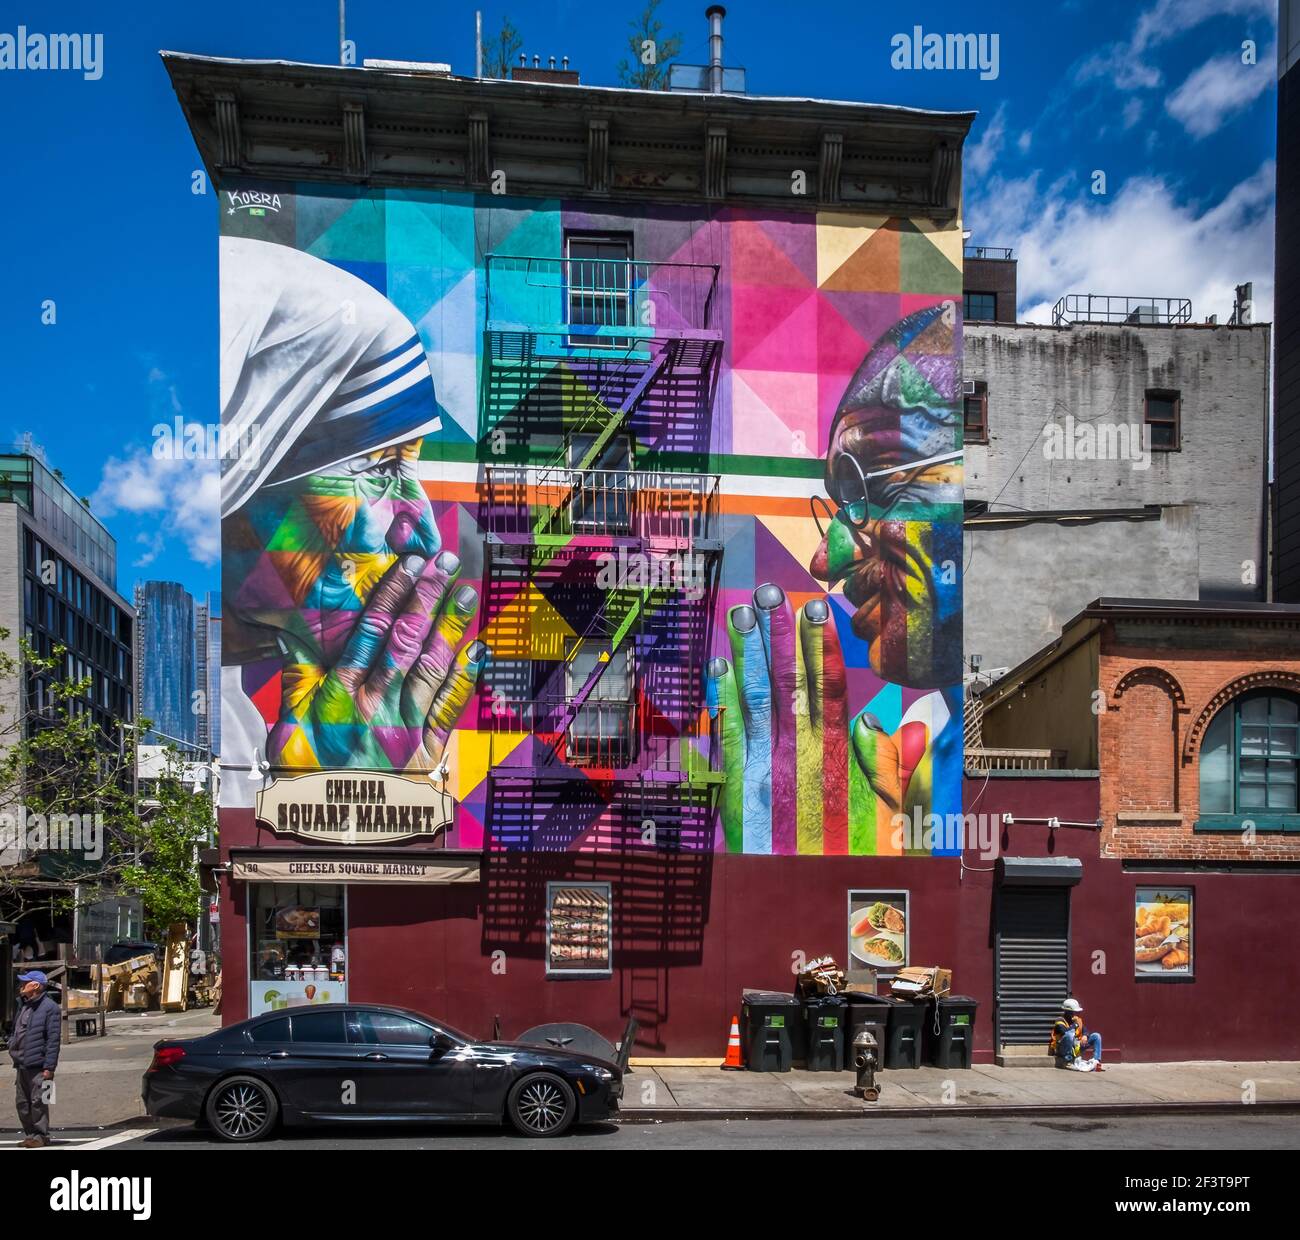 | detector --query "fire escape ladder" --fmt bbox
[530,344,674,539]
[551,583,656,744]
